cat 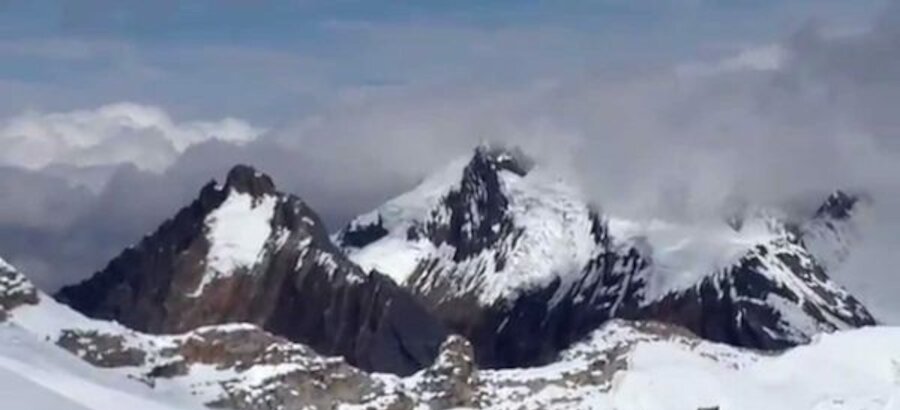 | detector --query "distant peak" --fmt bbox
[472,143,535,177]
[814,190,859,220]
[224,164,276,197]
